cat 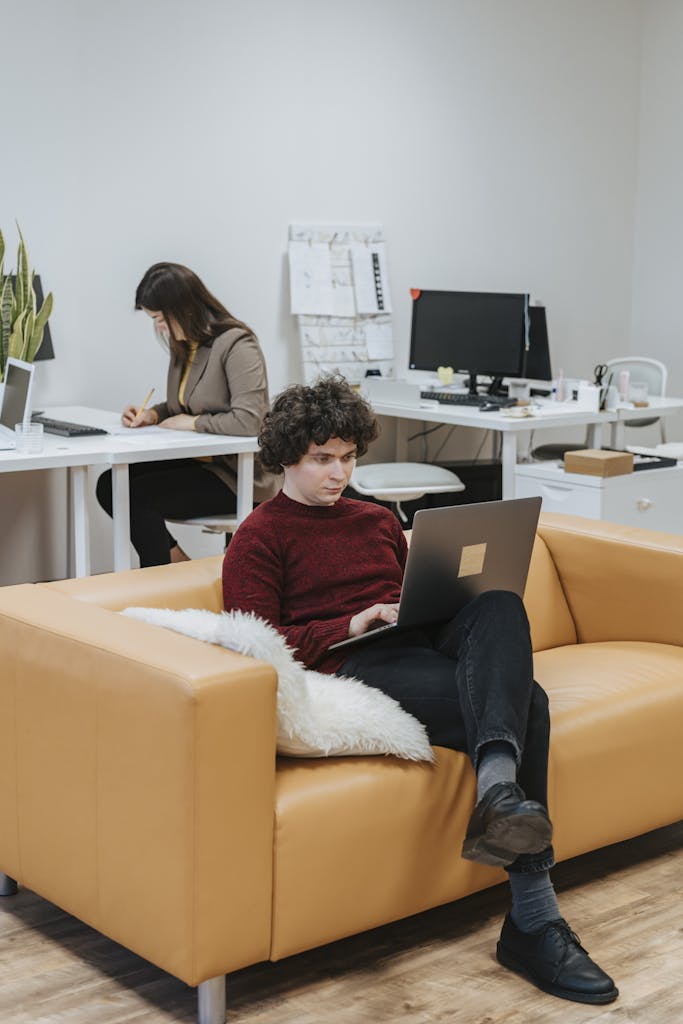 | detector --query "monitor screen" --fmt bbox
[409,289,528,383]
[524,306,552,381]
[1,359,34,430]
